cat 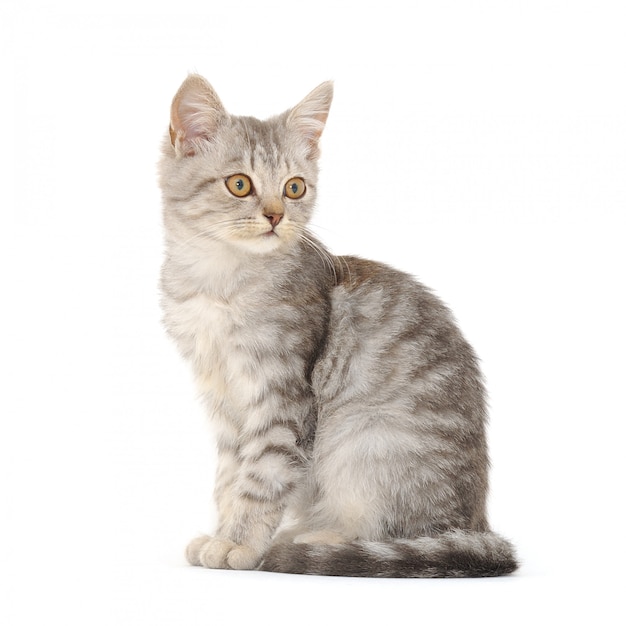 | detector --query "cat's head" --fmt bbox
[159,74,333,255]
